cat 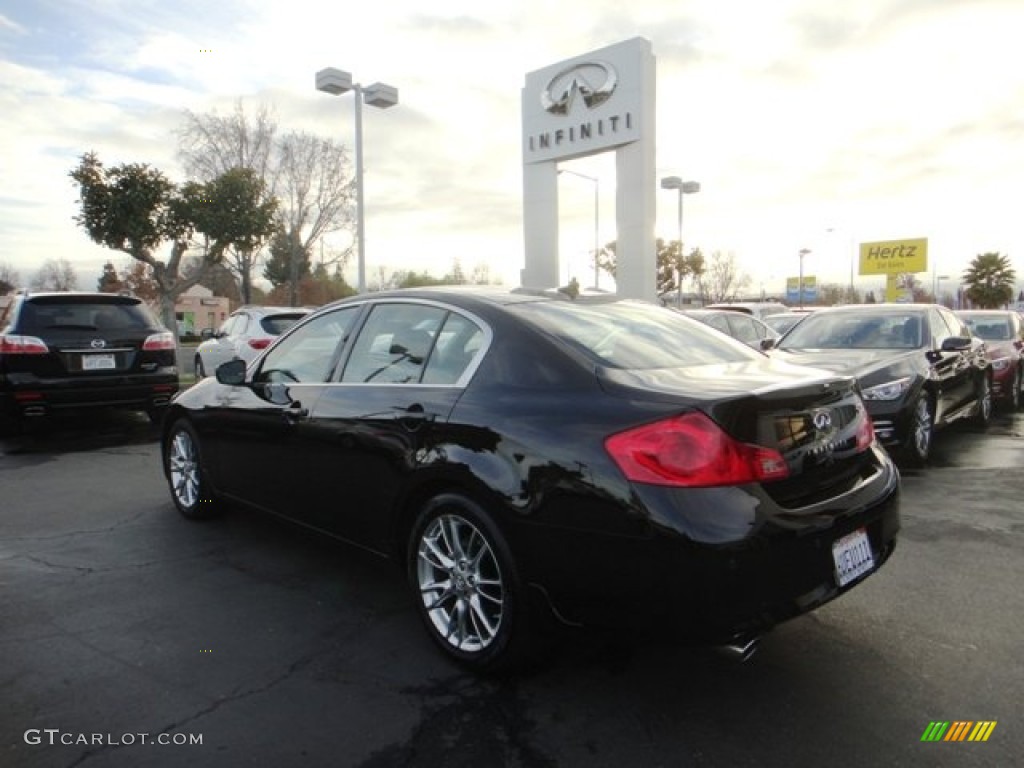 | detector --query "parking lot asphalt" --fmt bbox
[2,409,1022,767]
